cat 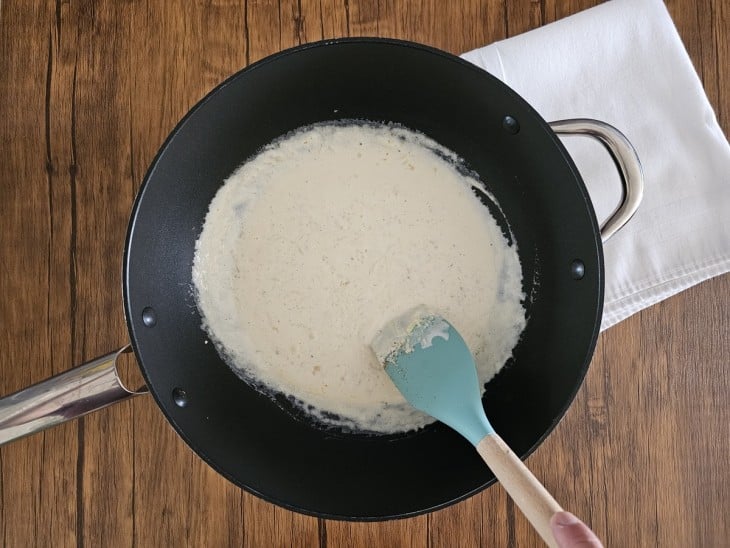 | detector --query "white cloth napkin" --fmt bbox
[461,0,730,331]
